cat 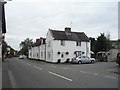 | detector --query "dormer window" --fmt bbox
[61,40,65,46]
[76,41,81,46]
